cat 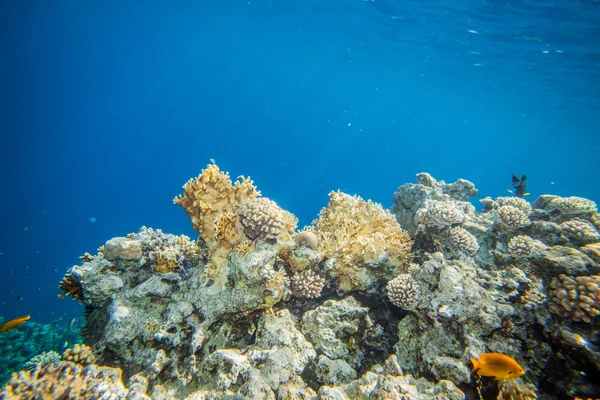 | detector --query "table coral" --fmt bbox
[315,191,413,293]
